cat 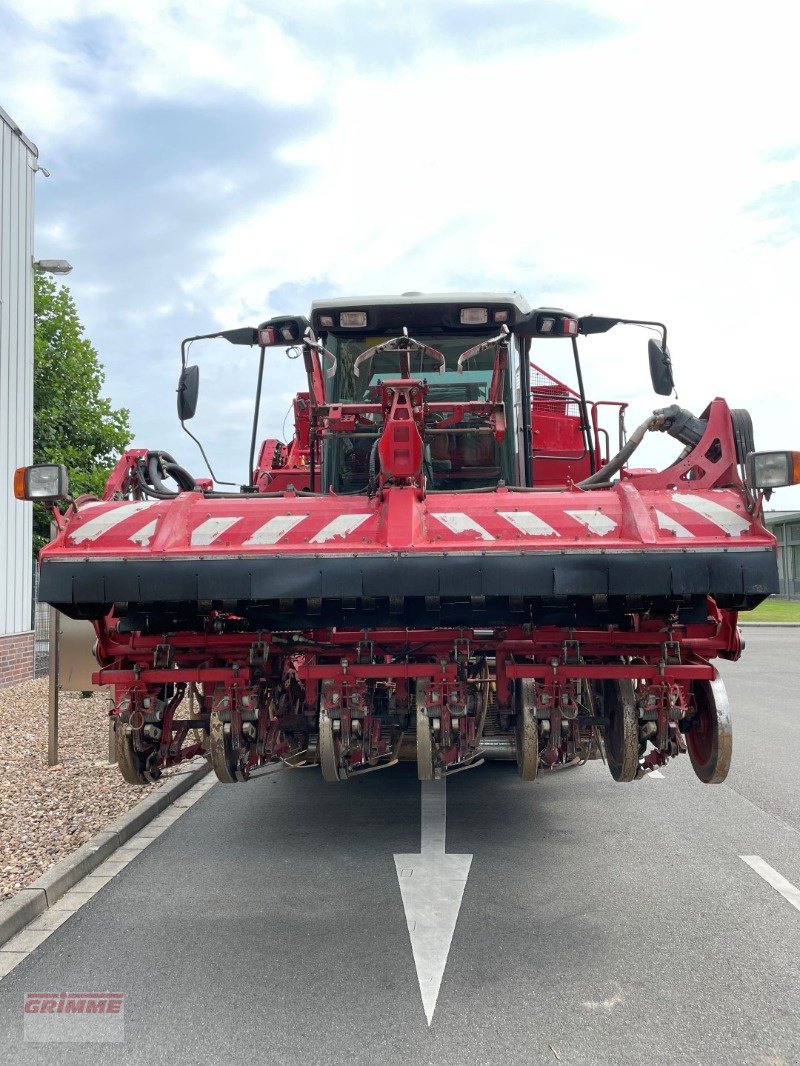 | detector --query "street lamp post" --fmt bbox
[33,259,73,275]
